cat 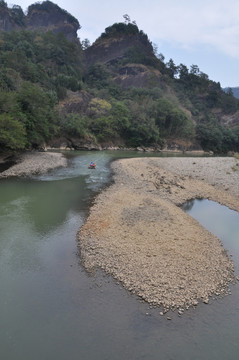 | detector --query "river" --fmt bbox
[0,151,239,360]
